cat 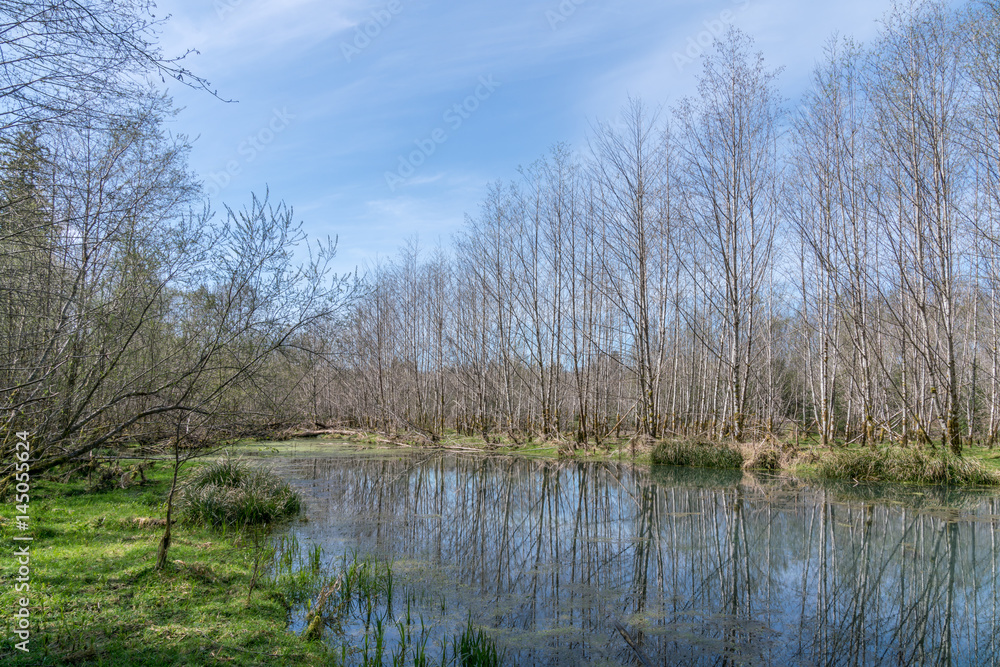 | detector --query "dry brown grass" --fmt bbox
[736,440,800,471]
